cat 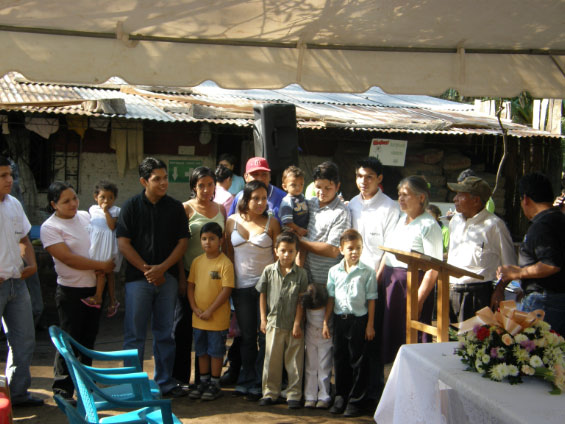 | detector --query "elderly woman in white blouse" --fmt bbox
[377,175,443,364]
